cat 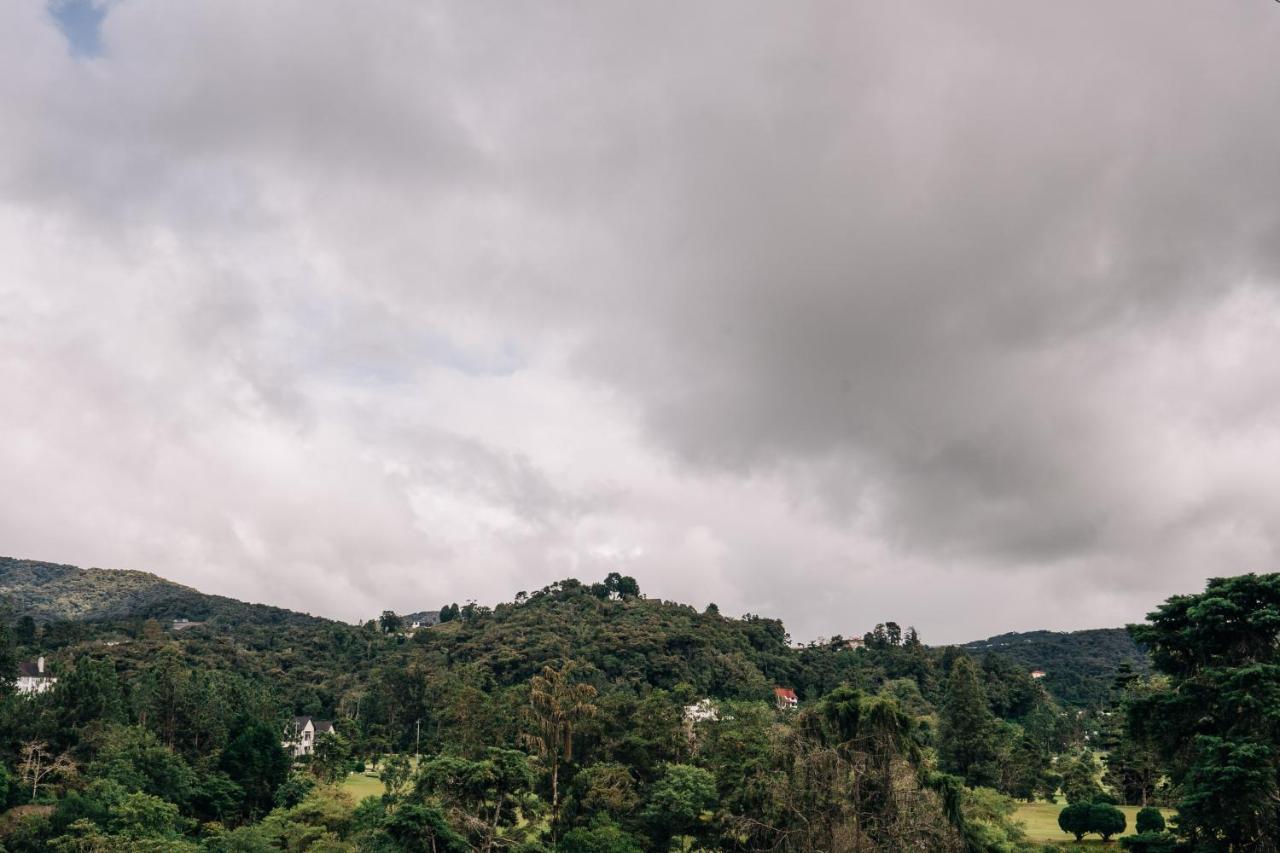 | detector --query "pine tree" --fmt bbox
[939,655,1001,787]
